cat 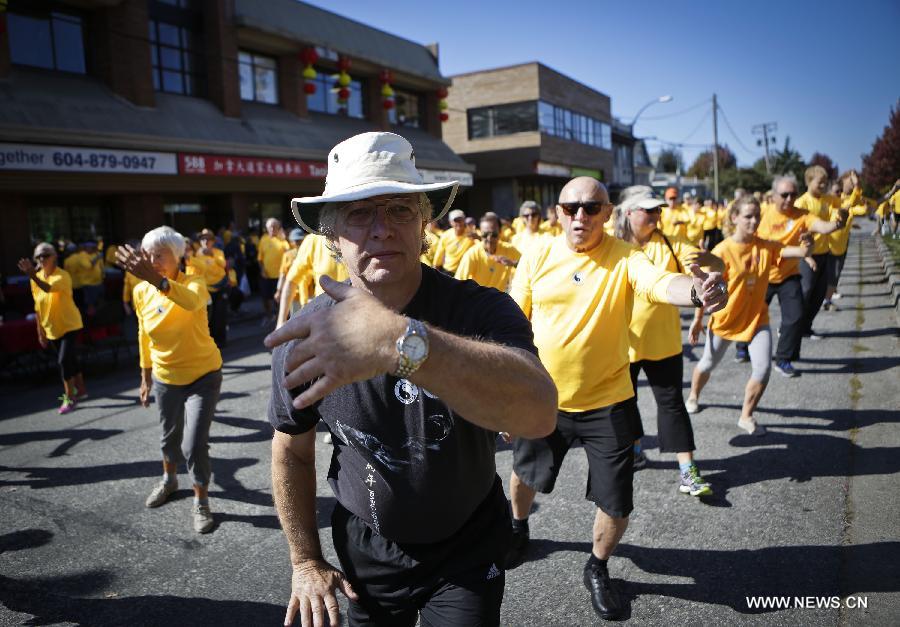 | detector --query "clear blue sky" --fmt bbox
[306,0,899,172]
